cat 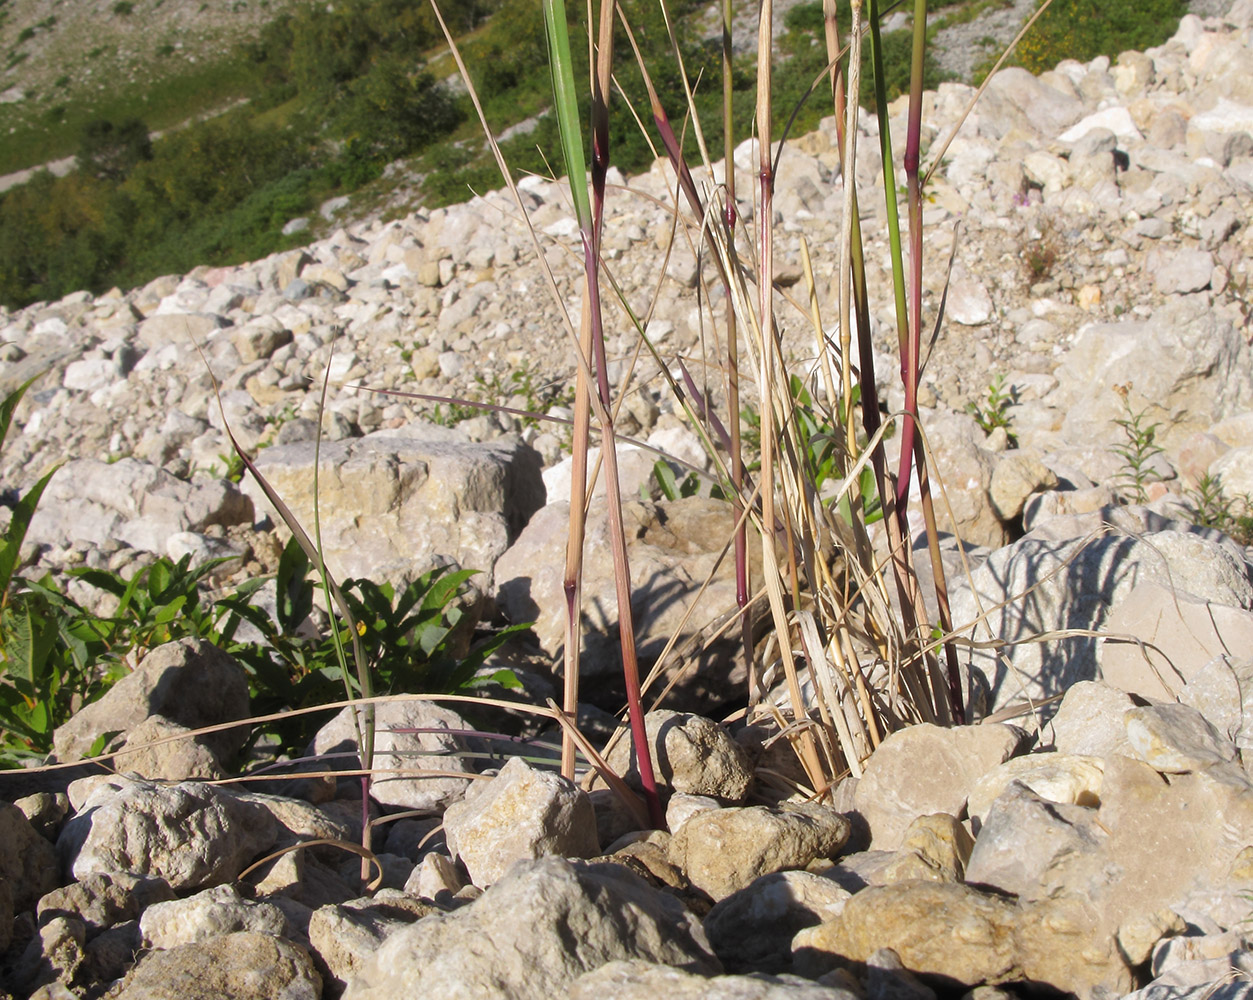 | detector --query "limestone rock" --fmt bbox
[703,870,851,973]
[669,802,850,901]
[309,700,477,813]
[1046,681,1136,758]
[1124,703,1239,773]
[108,930,321,1000]
[570,960,858,999]
[243,433,545,592]
[852,723,1024,850]
[57,779,276,891]
[793,880,1019,987]
[28,458,251,557]
[139,884,290,949]
[966,753,1105,827]
[341,858,720,999]
[601,710,754,805]
[0,801,58,913]
[496,497,761,699]
[964,781,1107,898]
[989,450,1059,521]
[111,715,227,782]
[1179,656,1253,750]
[949,524,1253,715]
[1100,582,1253,701]
[307,891,437,992]
[879,813,974,884]
[53,638,251,764]
[38,871,174,936]
[443,756,598,887]
[1054,297,1253,454]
